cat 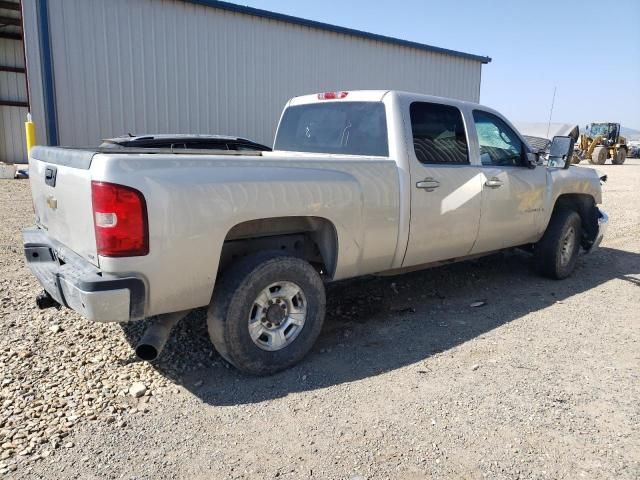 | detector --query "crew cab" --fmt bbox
[23,90,608,375]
